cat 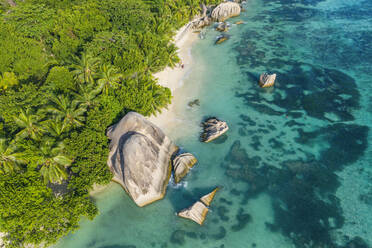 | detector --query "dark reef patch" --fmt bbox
[217,206,229,222]
[211,226,226,240]
[297,124,369,171]
[231,208,252,232]
[343,236,371,248]
[236,64,360,124]
[170,230,186,246]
